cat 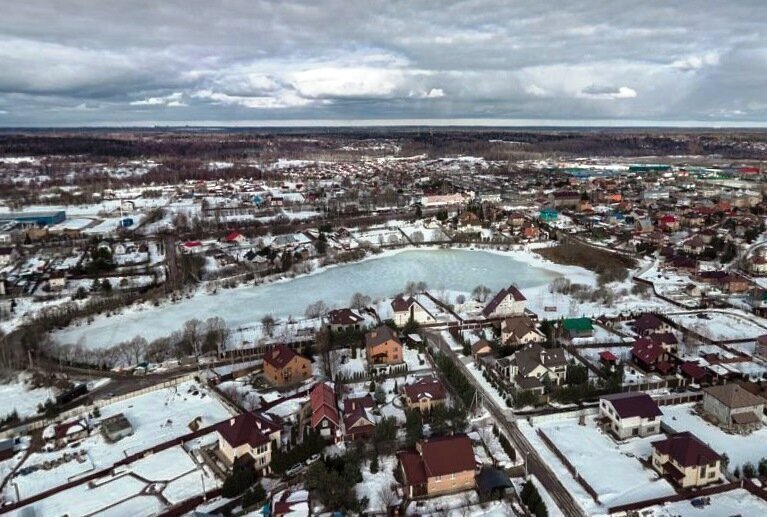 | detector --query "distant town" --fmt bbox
[1,129,767,516]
